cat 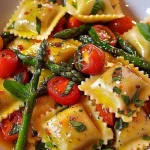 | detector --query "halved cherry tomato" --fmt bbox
[1,110,22,141]
[92,25,117,46]
[13,62,30,84]
[0,36,3,50]
[143,98,150,115]
[47,76,80,105]
[96,104,115,126]
[74,44,105,75]
[67,16,83,28]
[0,49,18,78]
[51,17,66,36]
[107,16,134,34]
